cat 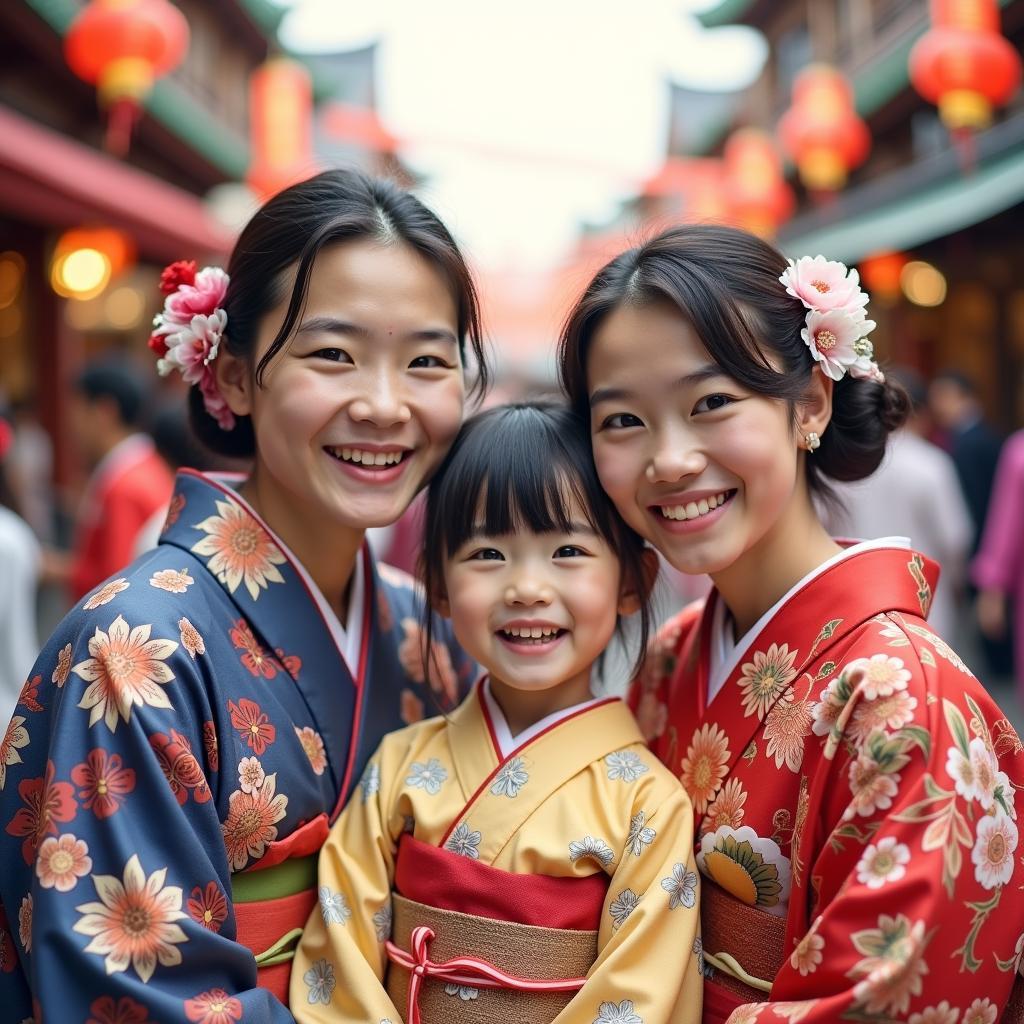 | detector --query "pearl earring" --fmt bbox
[804,431,821,452]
